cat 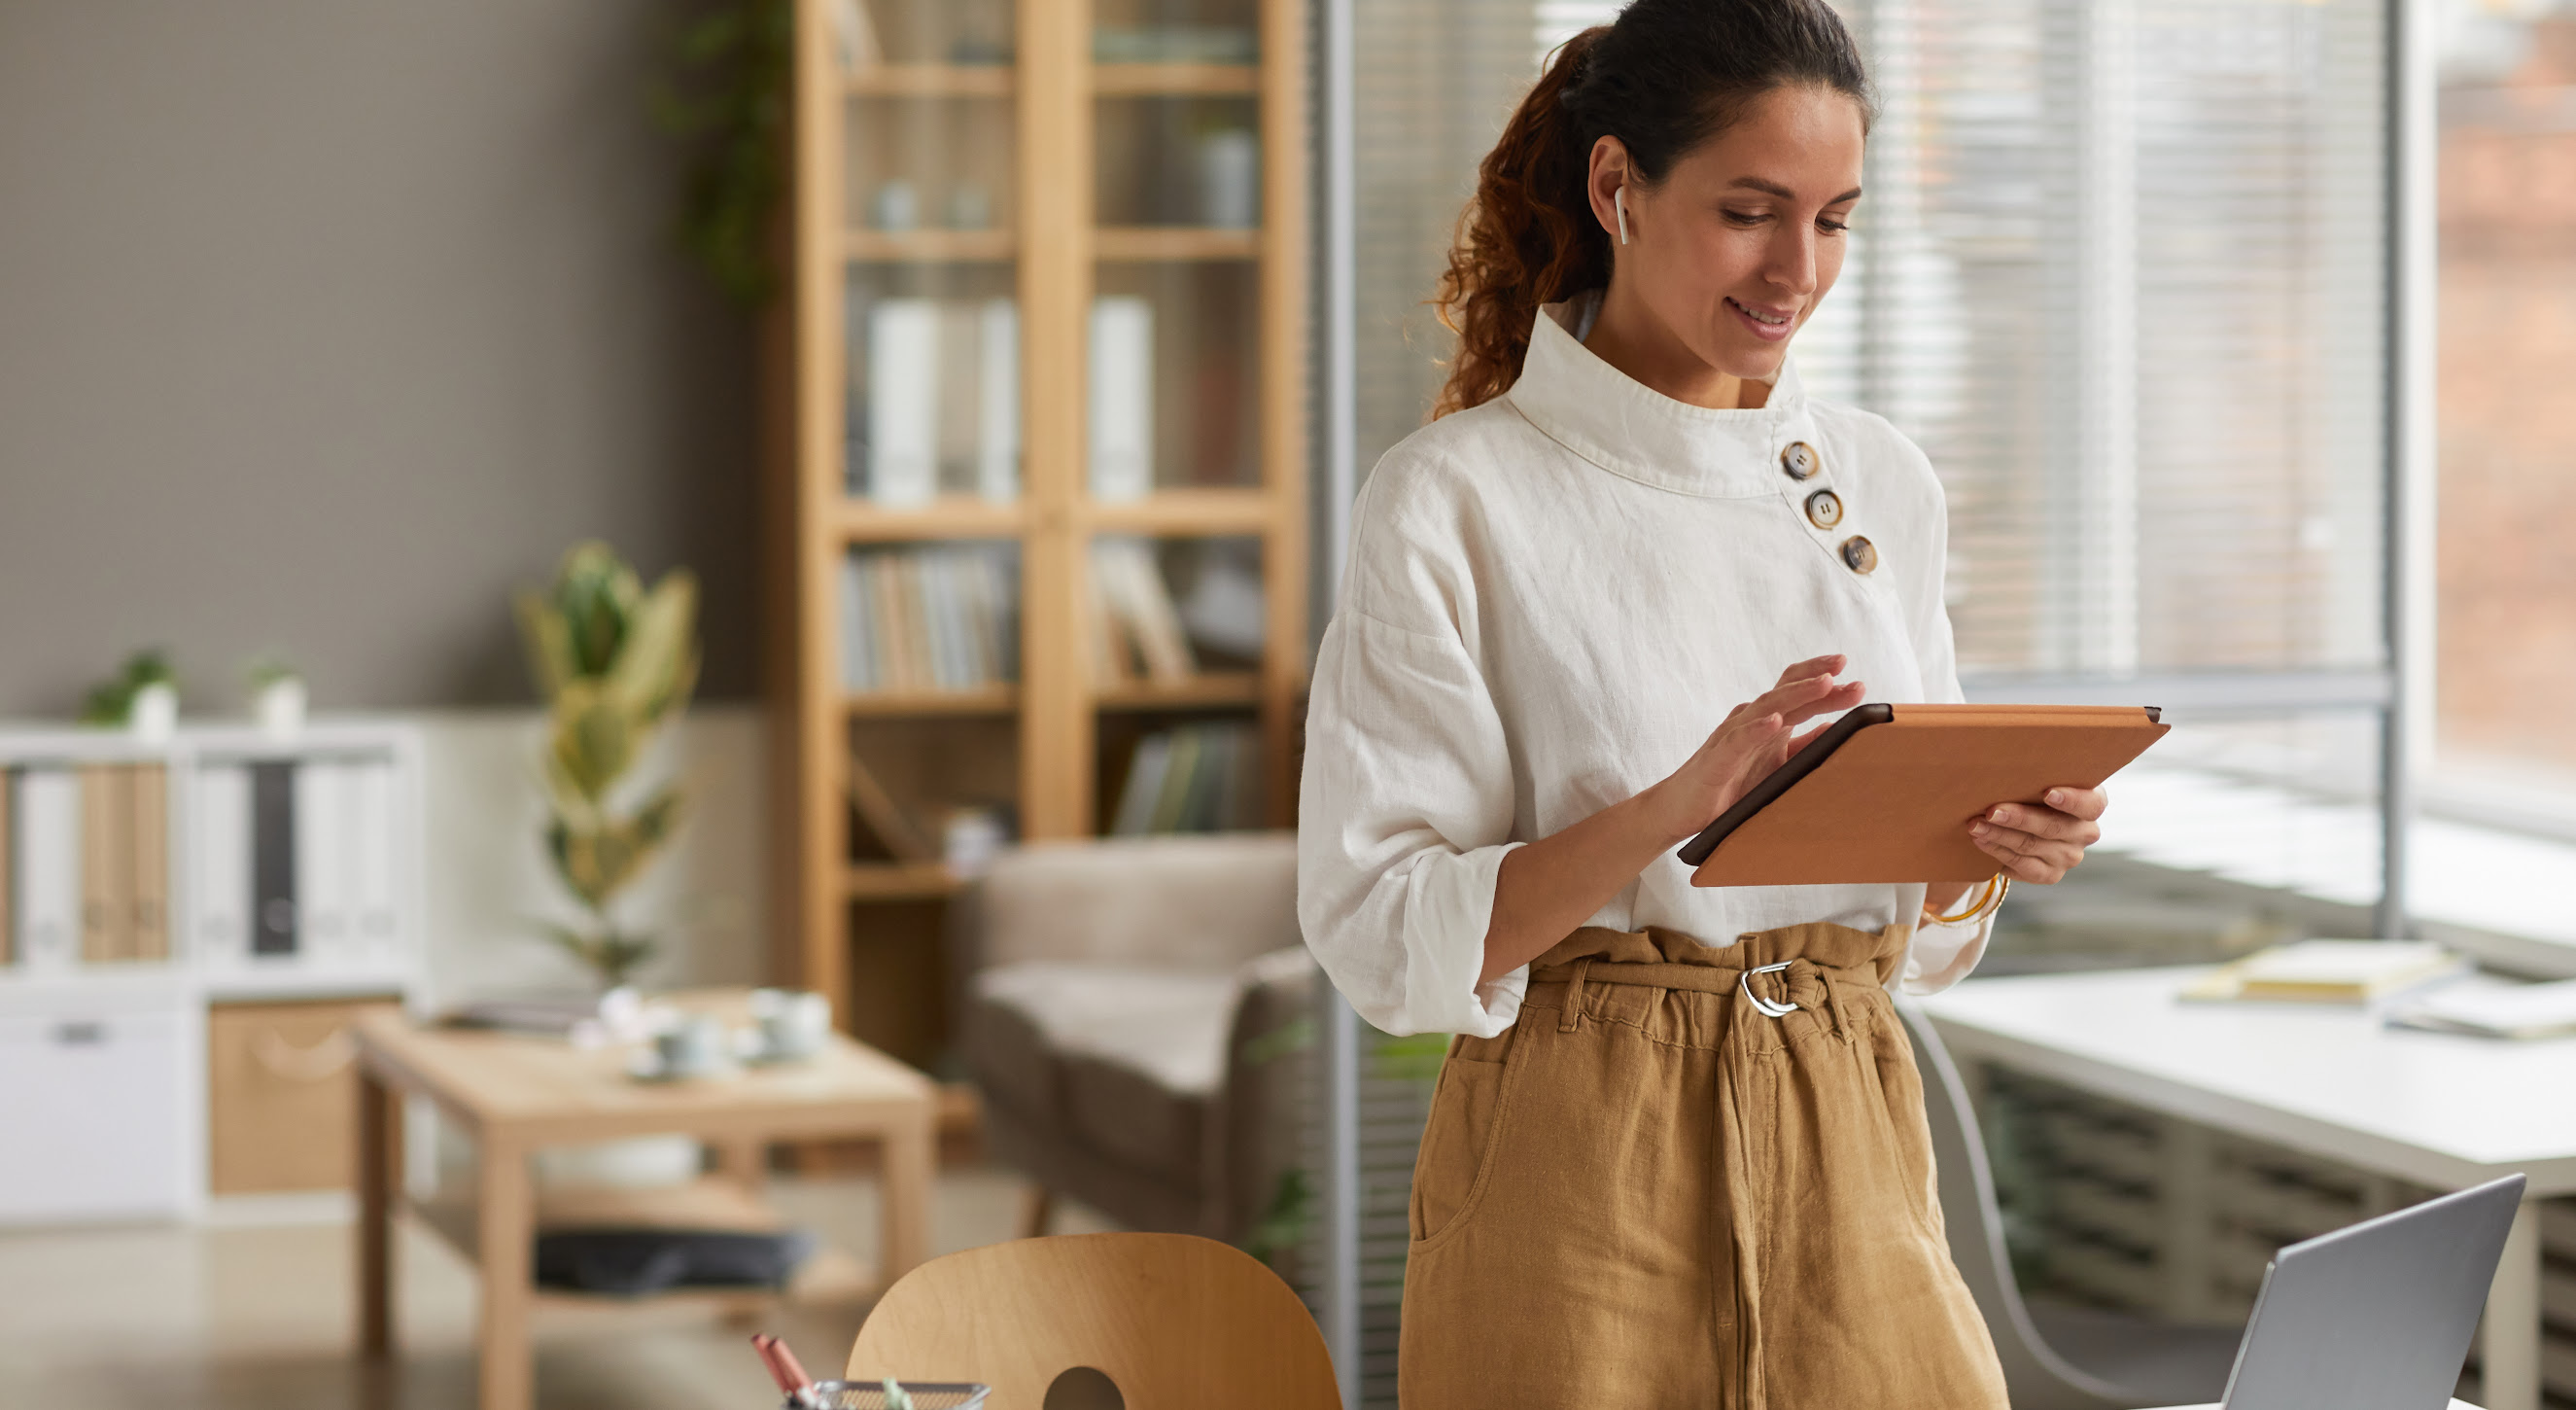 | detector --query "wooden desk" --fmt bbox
[1918,967,2576,1410]
[352,990,938,1410]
